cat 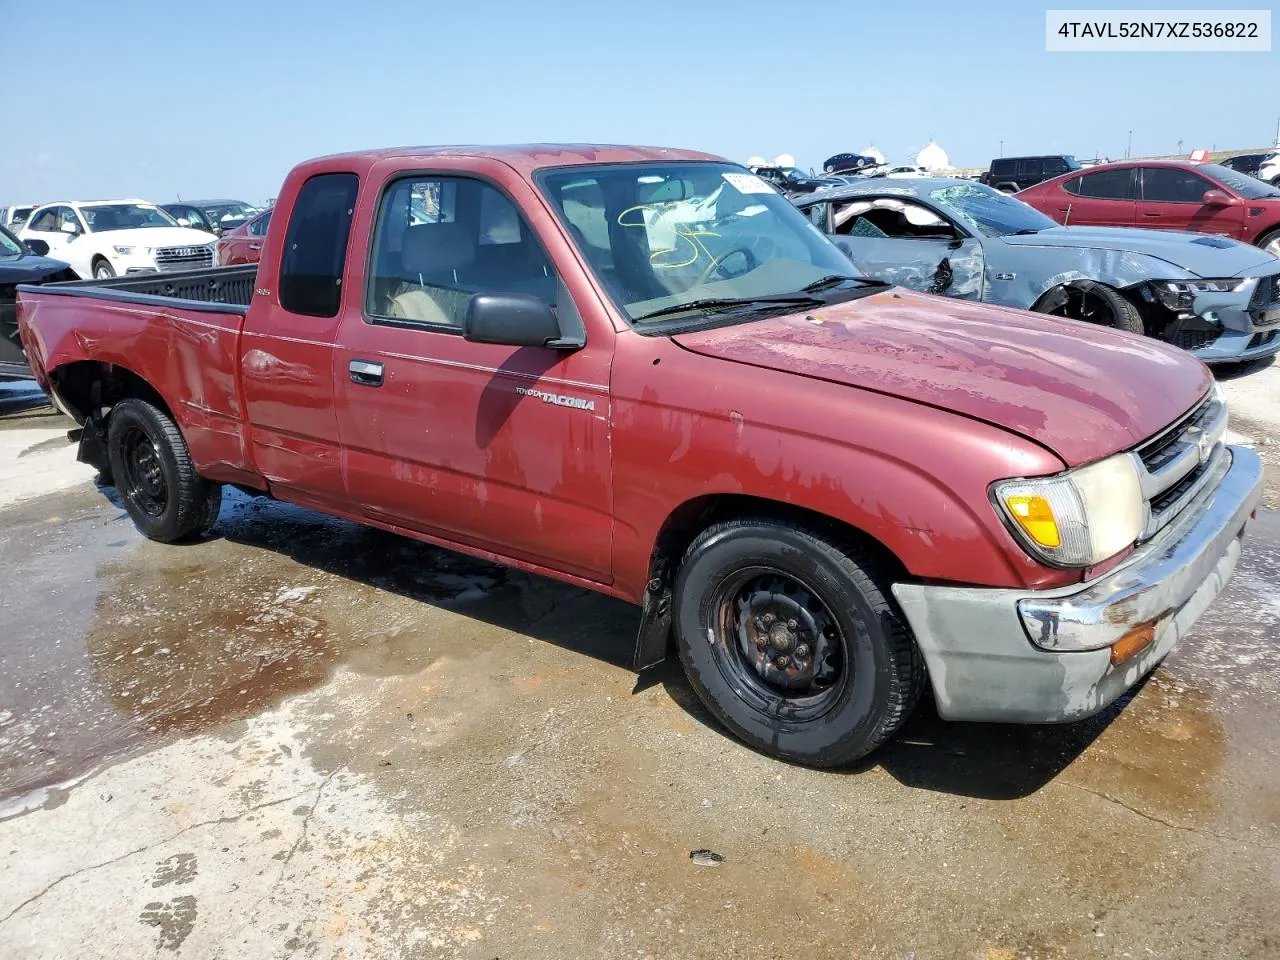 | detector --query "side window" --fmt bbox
[28,208,58,232]
[833,198,957,241]
[365,176,558,329]
[1141,168,1211,203]
[991,159,1013,178]
[1043,157,1070,177]
[1019,159,1044,180]
[1067,169,1134,200]
[55,207,82,232]
[804,202,830,230]
[248,212,271,237]
[279,172,359,318]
